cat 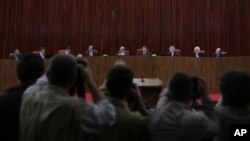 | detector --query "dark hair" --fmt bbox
[65,46,71,50]
[168,73,194,102]
[191,77,206,99]
[47,54,77,87]
[40,46,45,50]
[73,59,87,97]
[17,54,45,84]
[107,65,133,100]
[220,71,250,108]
